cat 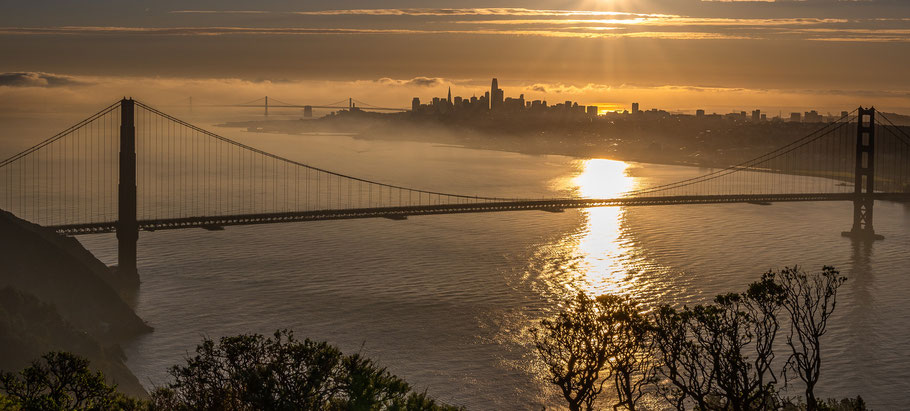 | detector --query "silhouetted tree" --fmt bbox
[596,295,657,411]
[0,351,142,410]
[149,329,460,411]
[651,304,709,410]
[742,272,787,409]
[651,275,785,410]
[776,266,847,411]
[533,292,612,411]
